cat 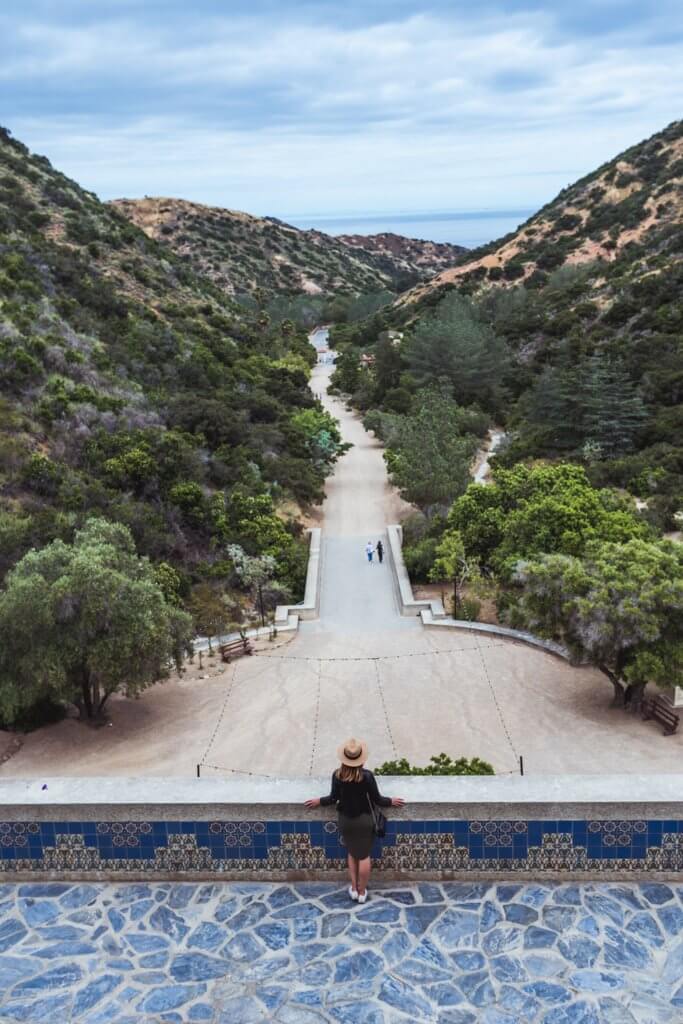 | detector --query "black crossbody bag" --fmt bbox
[366,792,387,838]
